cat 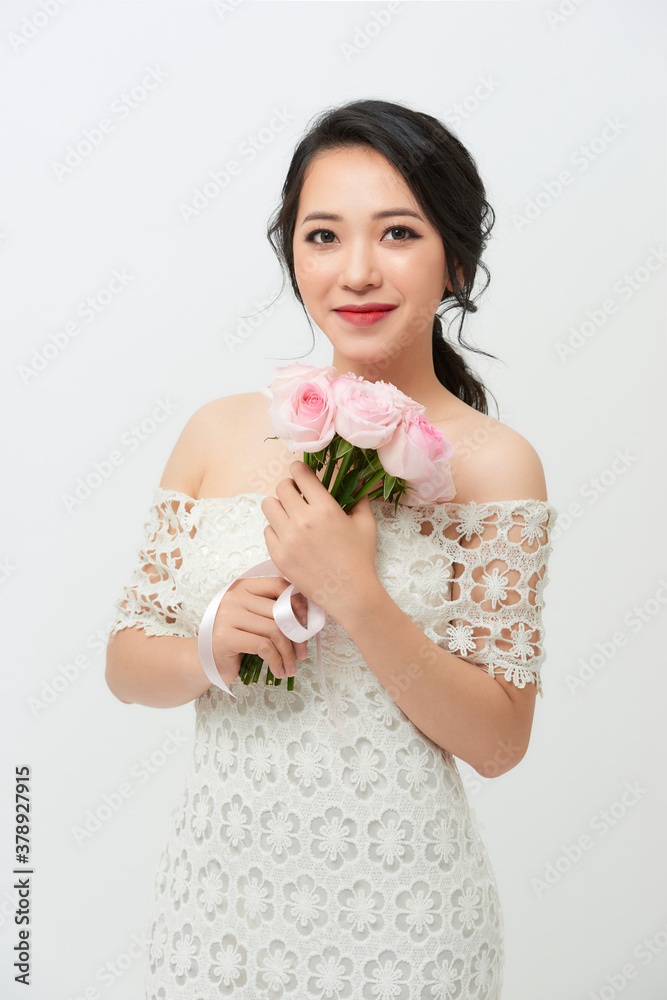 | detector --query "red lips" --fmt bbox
[334,303,397,313]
